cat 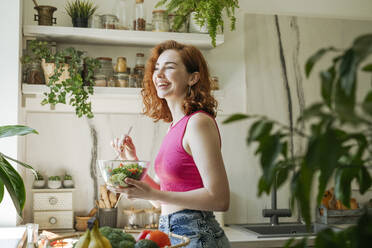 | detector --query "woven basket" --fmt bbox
[47,229,190,248]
